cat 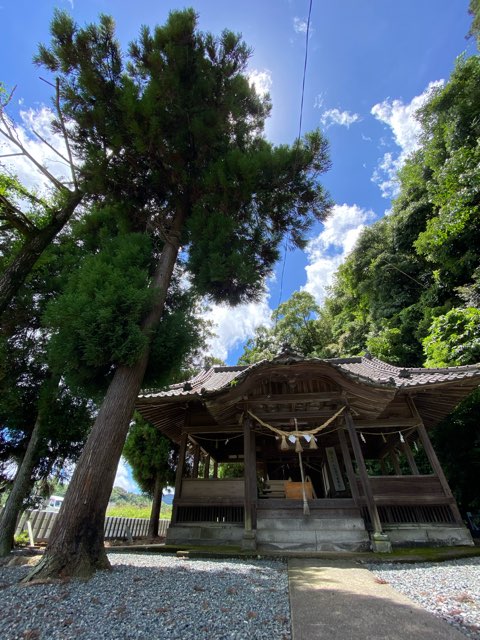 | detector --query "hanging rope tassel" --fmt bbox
[309,437,318,450]
[295,437,303,453]
[280,436,289,451]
